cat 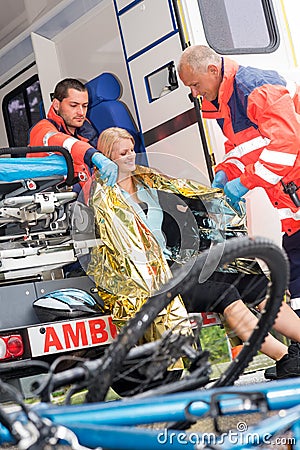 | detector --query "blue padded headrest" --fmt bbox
[86,72,121,108]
